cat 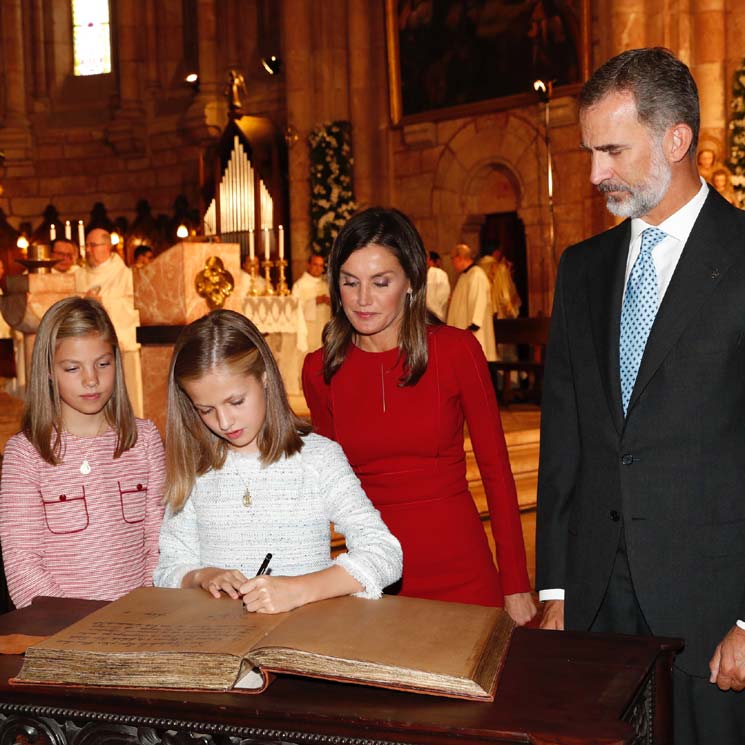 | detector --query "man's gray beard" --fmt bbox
[600,144,672,219]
